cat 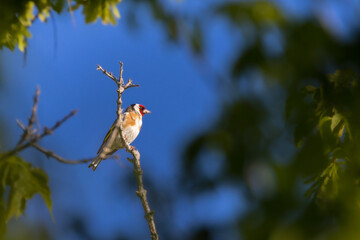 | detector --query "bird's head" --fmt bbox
[133,104,151,116]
